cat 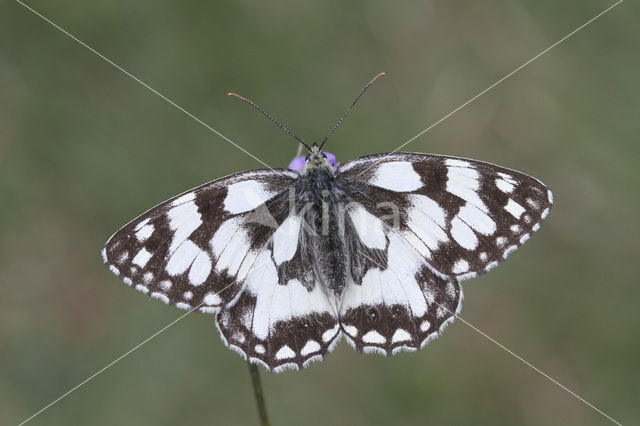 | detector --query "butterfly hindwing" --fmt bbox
[340,226,462,354]
[338,153,553,280]
[216,261,341,371]
[216,212,343,371]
